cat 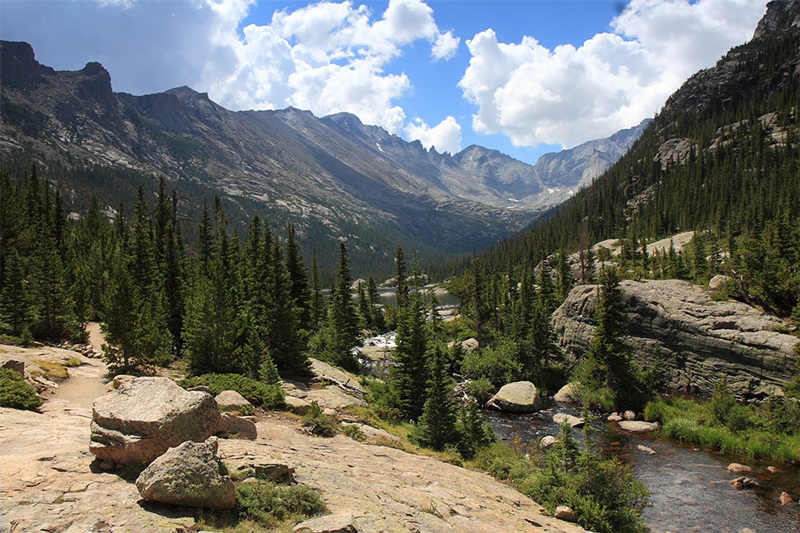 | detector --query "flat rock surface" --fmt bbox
[220,420,587,533]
